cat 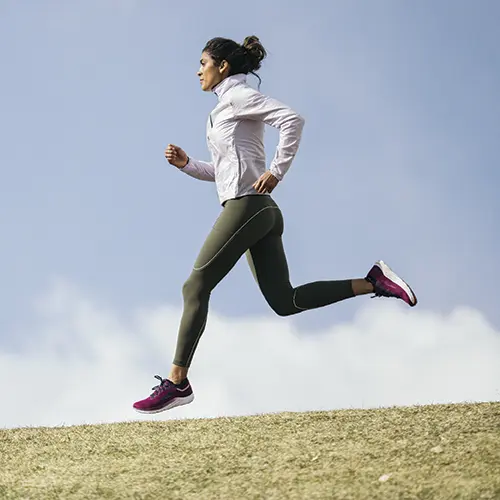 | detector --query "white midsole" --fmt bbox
[376,260,417,305]
[134,393,194,415]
